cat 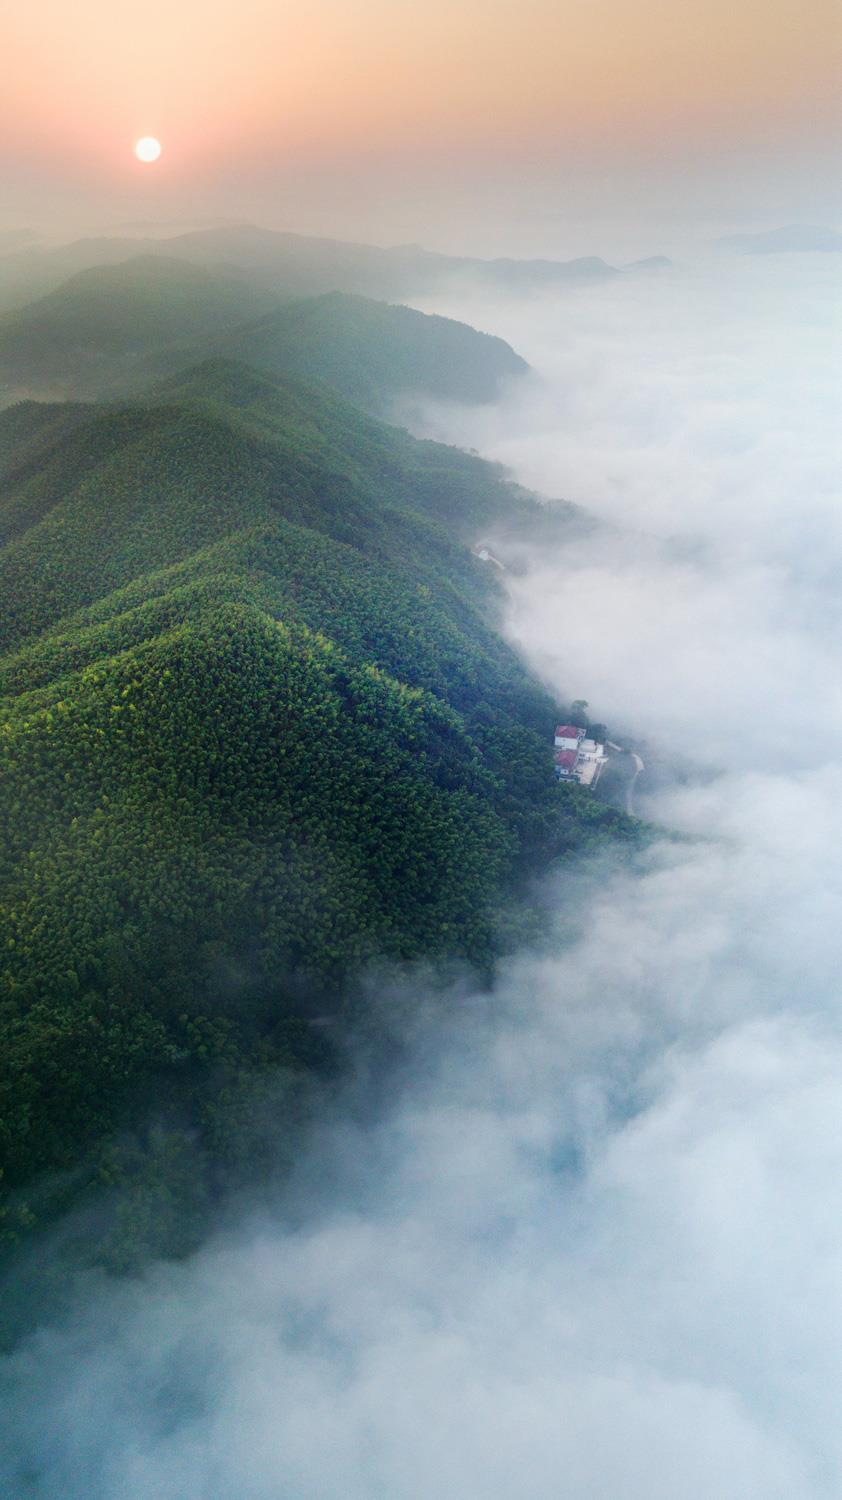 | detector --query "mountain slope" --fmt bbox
[0,262,528,411]
[213,291,528,409]
[0,362,634,1236]
[0,256,277,398]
